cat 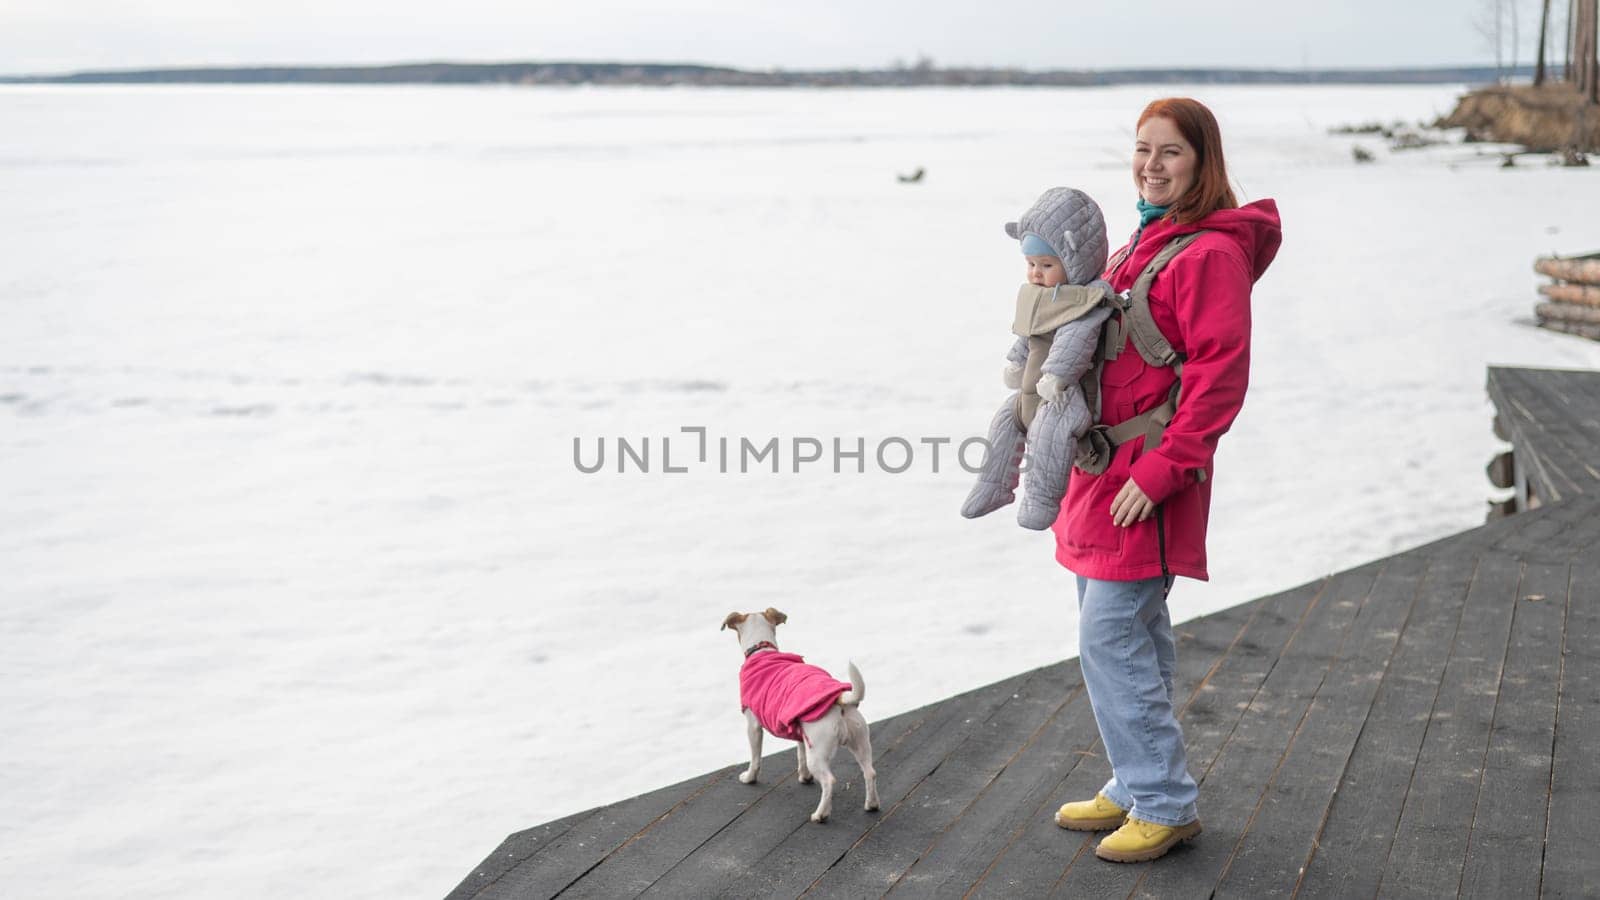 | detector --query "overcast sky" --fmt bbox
[0,0,1567,77]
